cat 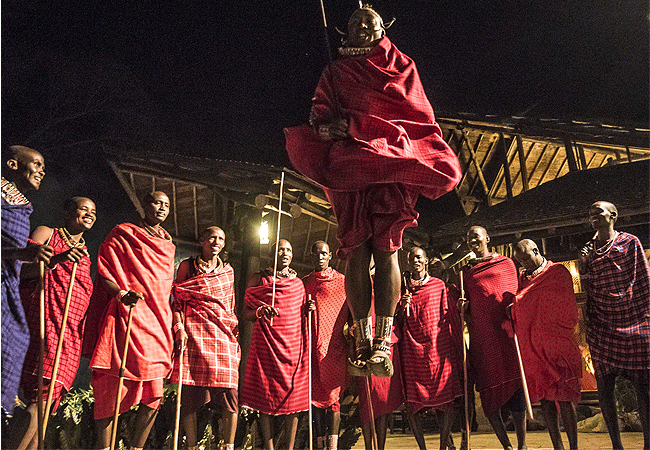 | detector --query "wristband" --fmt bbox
[255,306,266,319]
[173,322,185,334]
